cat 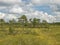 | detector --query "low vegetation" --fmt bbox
[0,15,60,45]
